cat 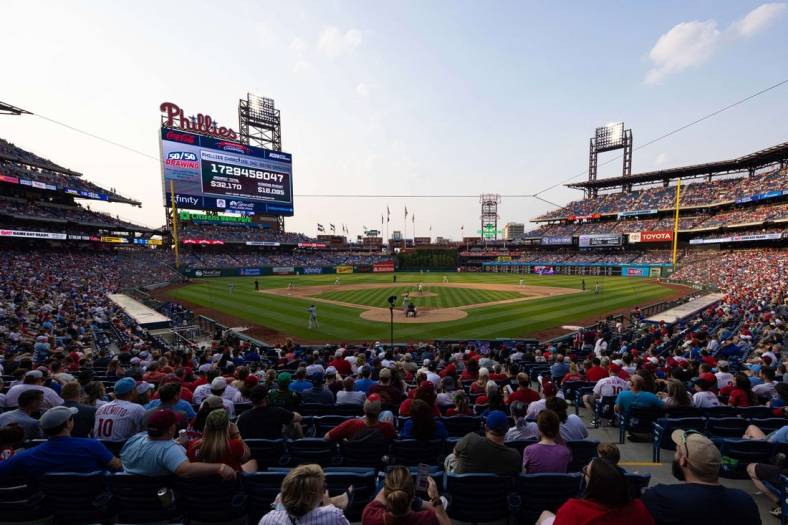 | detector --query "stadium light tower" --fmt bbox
[588,122,633,196]
[480,194,501,244]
